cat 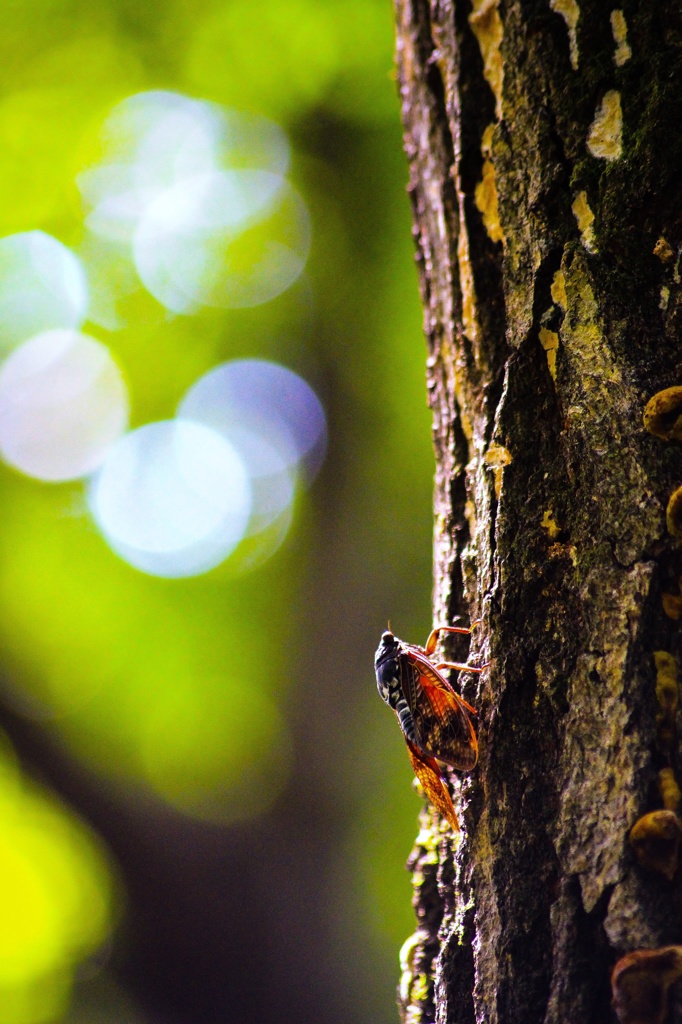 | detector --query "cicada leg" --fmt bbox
[434,660,485,673]
[424,623,476,656]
